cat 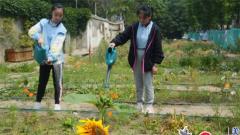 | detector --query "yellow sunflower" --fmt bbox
[76,119,109,135]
